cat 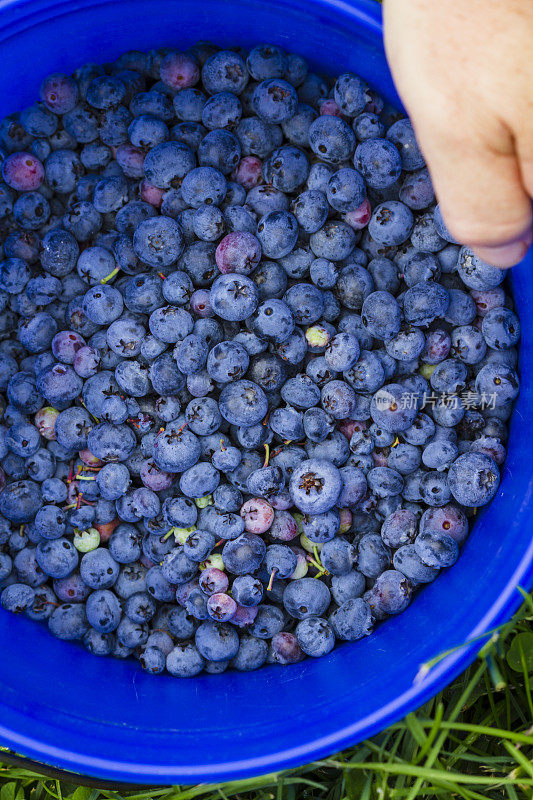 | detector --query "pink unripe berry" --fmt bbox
[79,449,103,467]
[160,52,200,90]
[34,406,59,440]
[40,73,79,114]
[199,567,228,596]
[51,330,86,364]
[2,152,44,192]
[140,458,174,491]
[215,231,262,275]
[269,510,298,541]
[240,497,274,533]
[470,287,505,317]
[115,144,145,179]
[269,632,304,664]
[73,345,101,378]
[232,156,263,189]
[207,592,237,622]
[319,99,343,117]
[338,508,352,533]
[269,491,292,510]
[189,288,213,317]
[175,578,199,606]
[140,179,165,207]
[95,519,119,543]
[343,198,371,230]
[337,418,366,439]
[231,603,258,627]
[373,450,388,467]
[422,505,469,545]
